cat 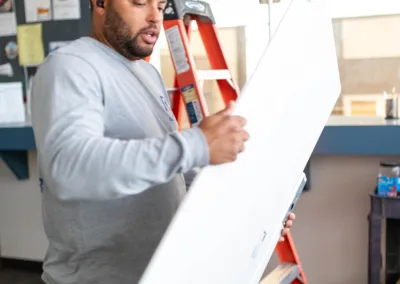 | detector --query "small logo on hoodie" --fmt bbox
[160,95,176,122]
